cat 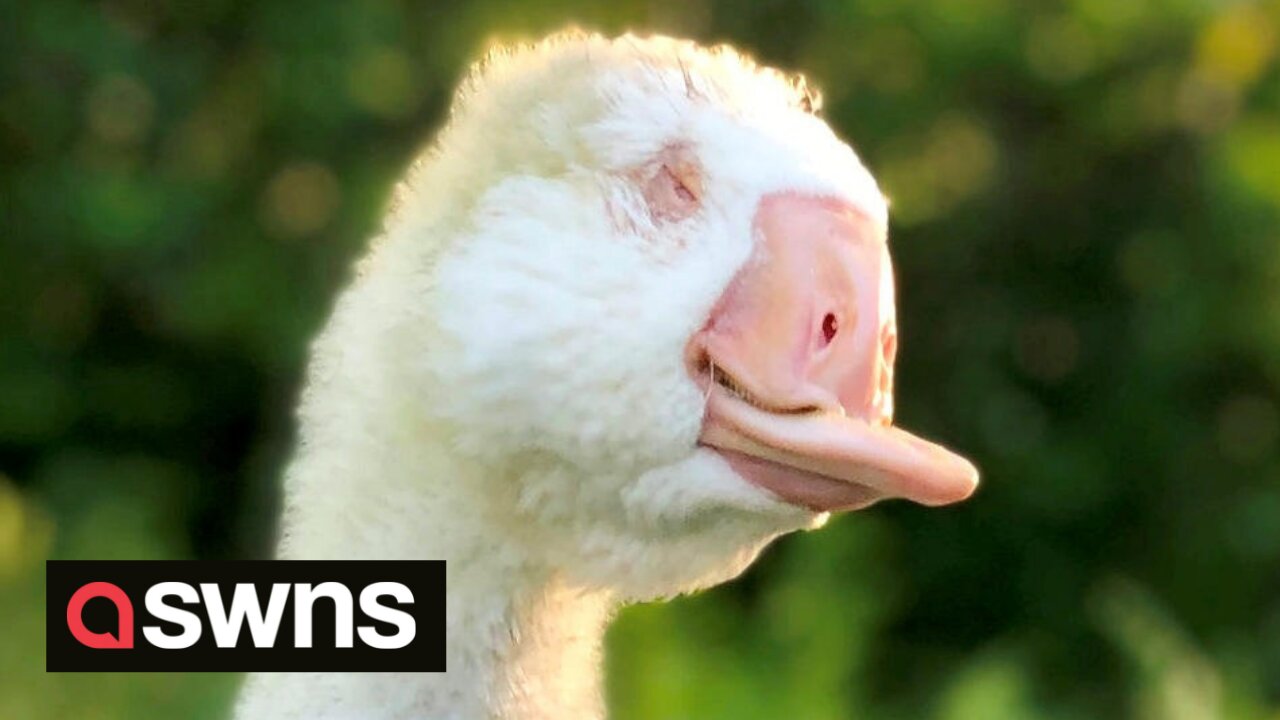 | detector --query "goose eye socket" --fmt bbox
[642,150,703,223]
